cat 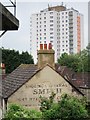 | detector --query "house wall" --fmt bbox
[79,88,90,102]
[8,66,83,110]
